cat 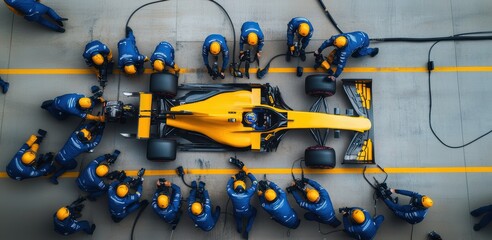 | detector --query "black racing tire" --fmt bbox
[150,73,178,98]
[304,146,336,169]
[305,74,336,97]
[146,139,177,161]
